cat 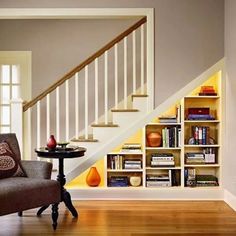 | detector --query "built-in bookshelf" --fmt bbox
[66,73,222,192]
[102,76,222,189]
[183,93,221,187]
[105,143,144,187]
